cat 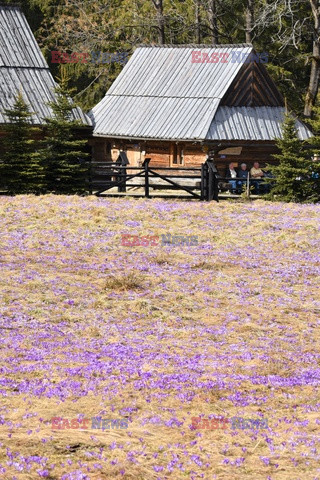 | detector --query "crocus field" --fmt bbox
[0,195,320,480]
